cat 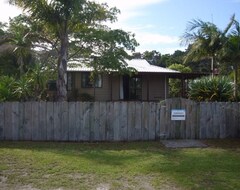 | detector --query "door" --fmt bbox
[123,76,142,101]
